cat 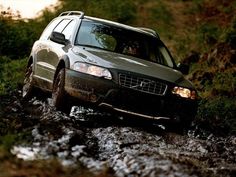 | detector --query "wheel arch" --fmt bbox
[53,55,70,84]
